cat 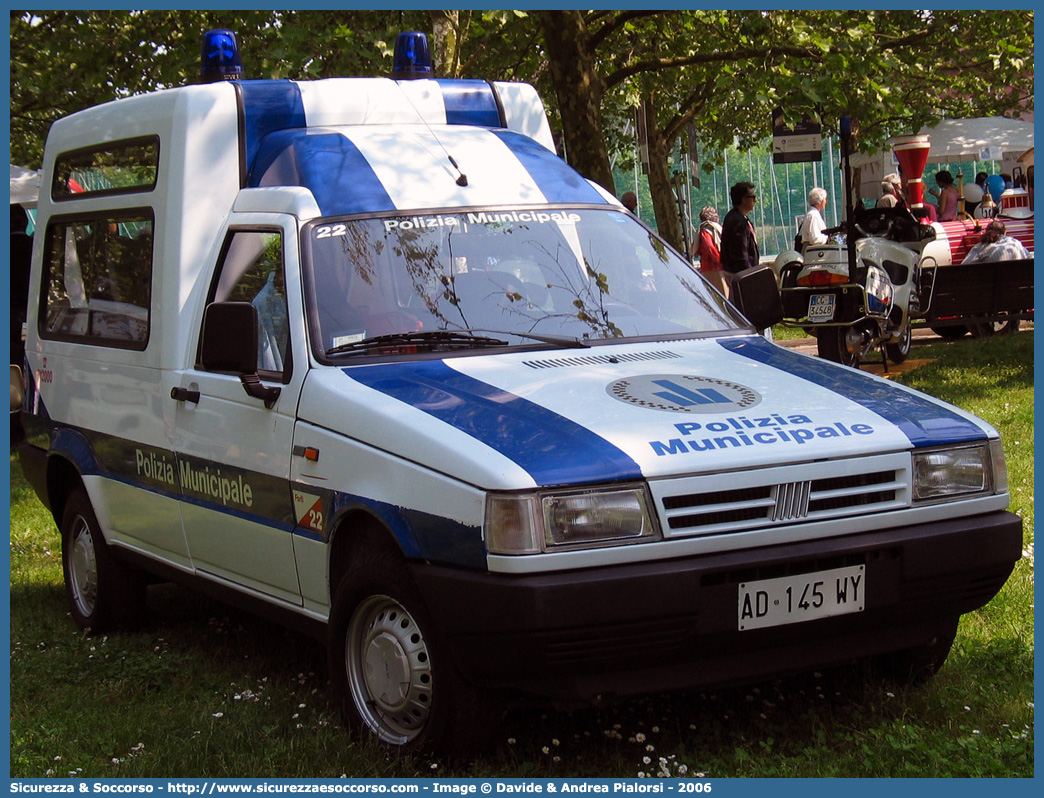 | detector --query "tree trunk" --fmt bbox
[430,10,460,78]
[643,95,685,253]
[536,11,616,194]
